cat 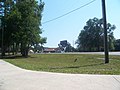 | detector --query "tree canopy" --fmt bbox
[114,39,120,51]
[76,17,116,52]
[0,0,46,57]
